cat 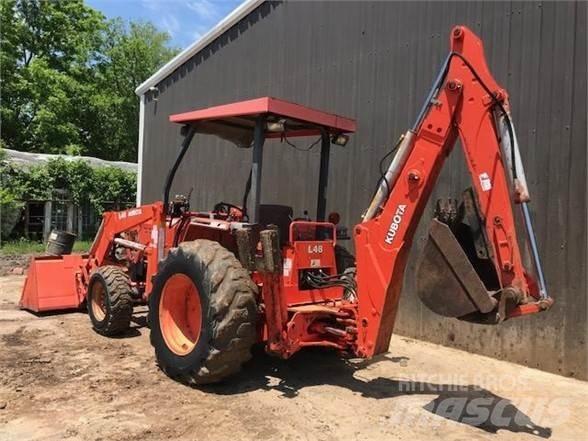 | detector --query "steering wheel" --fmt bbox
[213,202,246,220]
